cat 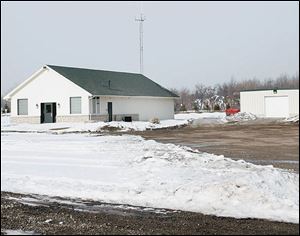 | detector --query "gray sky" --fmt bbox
[1,1,299,94]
